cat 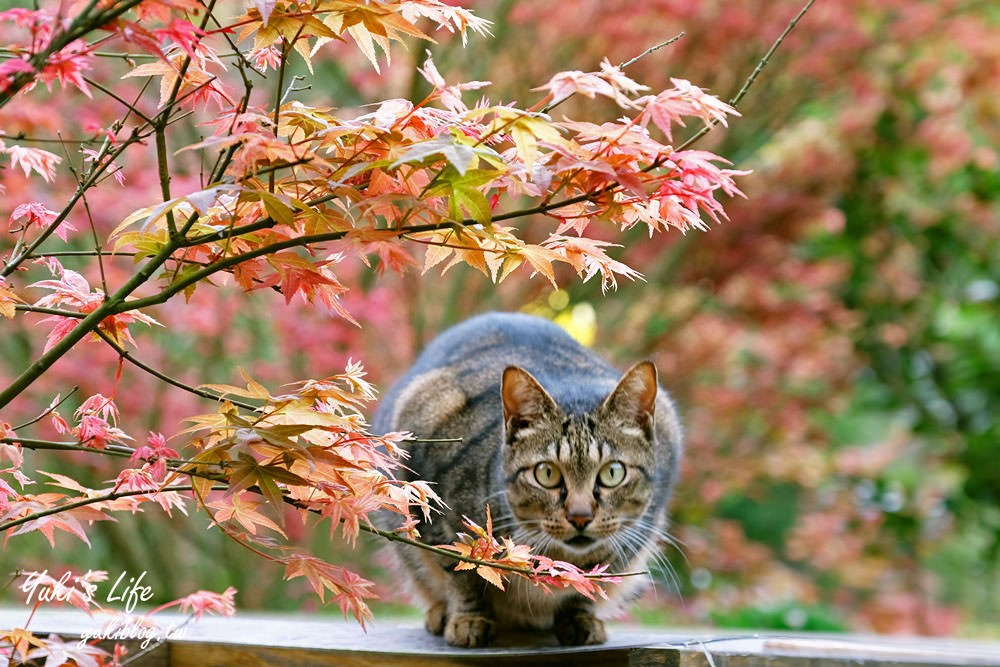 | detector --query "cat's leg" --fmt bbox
[554,596,607,646]
[424,599,446,635]
[442,571,496,647]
